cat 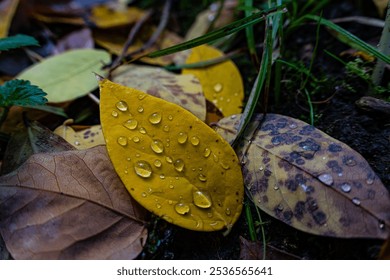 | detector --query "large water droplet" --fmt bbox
[151,139,164,154]
[165,156,173,163]
[116,101,128,112]
[111,110,119,117]
[134,160,152,178]
[173,159,185,172]
[154,159,162,168]
[345,158,357,167]
[138,93,146,100]
[352,197,361,206]
[198,173,207,182]
[137,106,144,113]
[175,203,190,215]
[193,191,212,208]
[213,83,223,92]
[159,174,165,179]
[139,127,147,134]
[177,132,188,144]
[123,119,138,130]
[190,136,200,146]
[318,173,334,186]
[149,112,162,124]
[340,183,352,193]
[203,148,211,158]
[117,136,128,146]
[132,136,140,143]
